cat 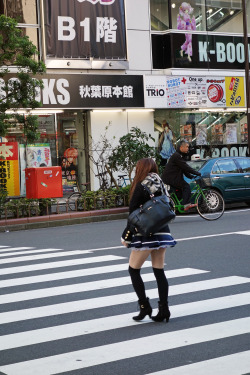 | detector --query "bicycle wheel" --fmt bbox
[196,189,225,220]
[68,192,81,211]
